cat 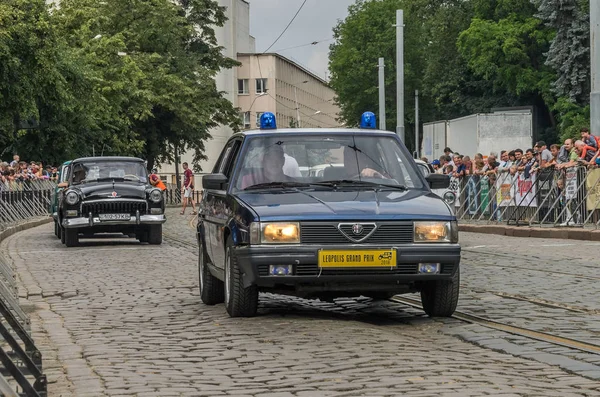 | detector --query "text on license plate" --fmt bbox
[99,213,130,221]
[318,250,396,268]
